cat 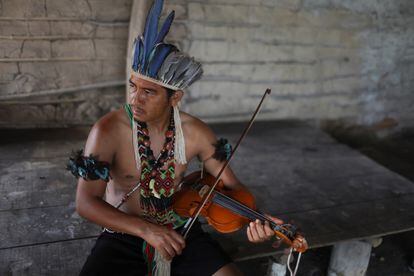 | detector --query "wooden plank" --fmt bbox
[0,238,96,276]
[0,128,89,146]
[211,120,337,144]
[1,121,414,265]
[0,169,75,211]
[0,129,88,210]
[2,171,411,256]
[0,158,79,211]
[0,205,100,249]
[302,194,414,246]
[211,193,414,260]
